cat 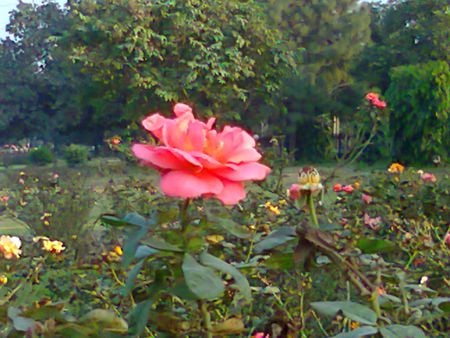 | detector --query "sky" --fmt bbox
[0,0,66,39]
